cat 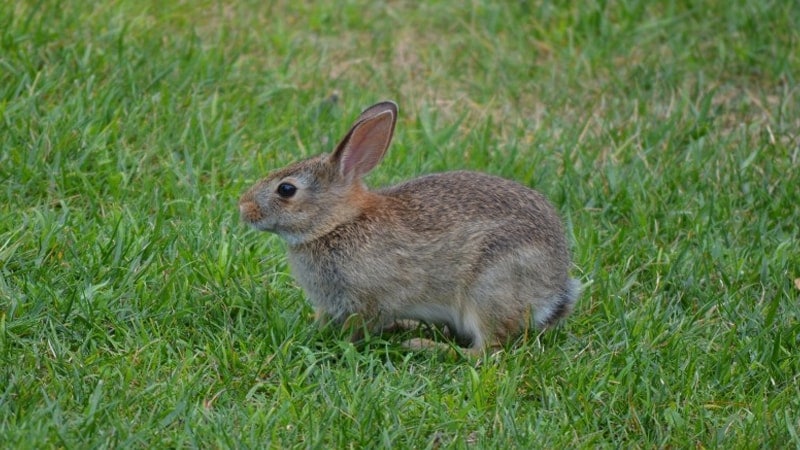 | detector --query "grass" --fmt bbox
[1,0,799,447]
